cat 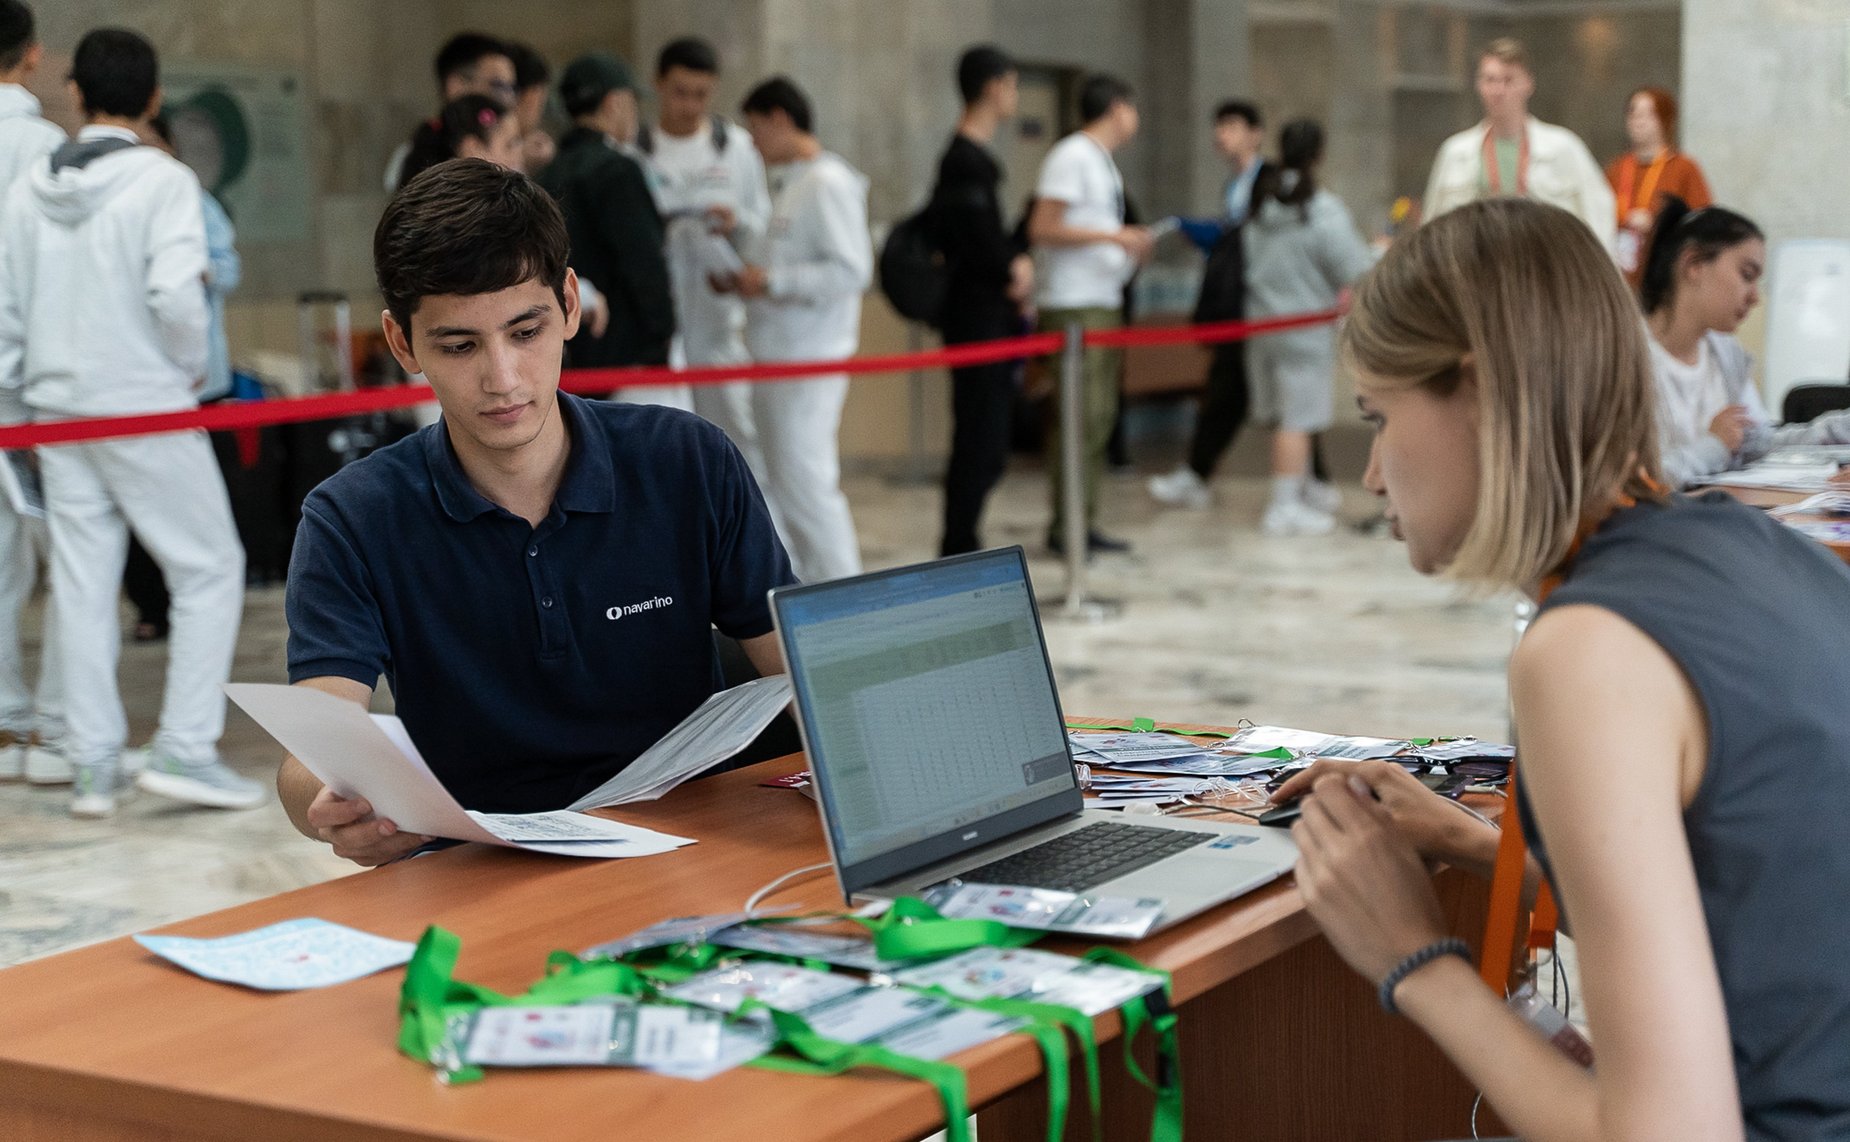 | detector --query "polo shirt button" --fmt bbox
[542,596,554,608]
[528,547,538,557]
